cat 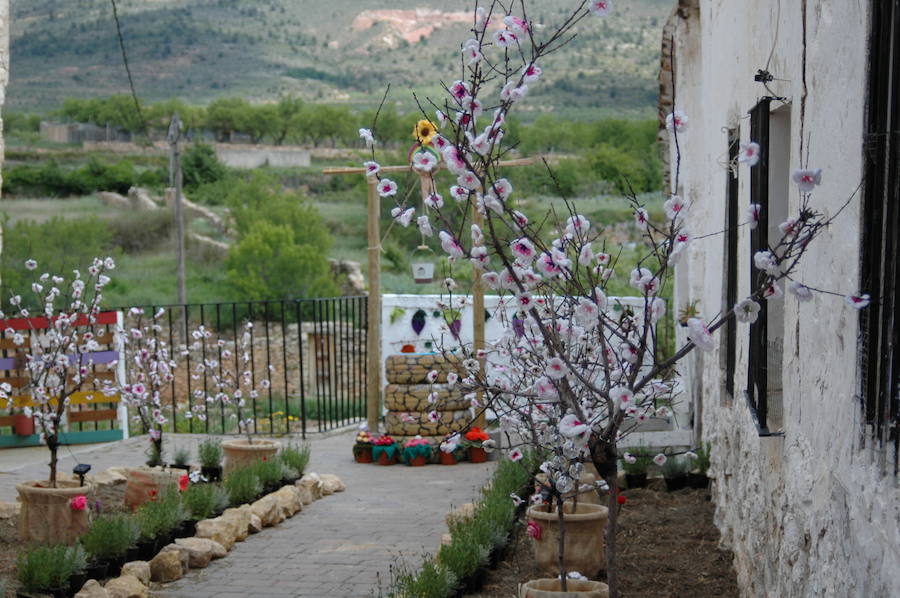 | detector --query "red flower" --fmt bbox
[617,494,627,506]
[262,456,268,462]
[178,474,189,492]
[148,489,158,502]
[69,495,87,511]
[465,427,489,442]
[526,519,542,540]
